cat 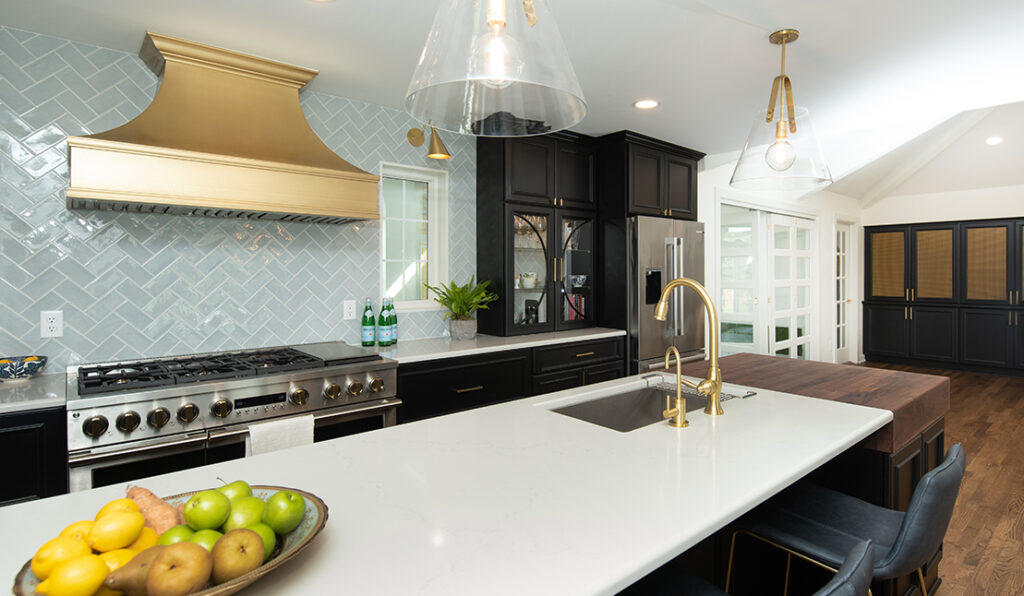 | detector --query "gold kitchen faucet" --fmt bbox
[654,277,725,417]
